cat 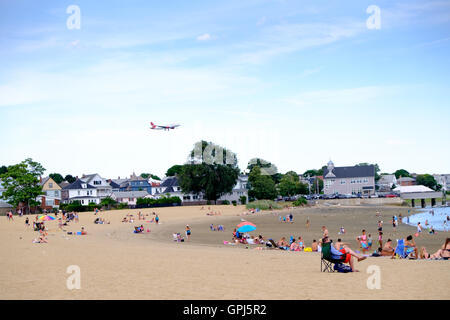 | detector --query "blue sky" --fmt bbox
[0,0,449,179]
